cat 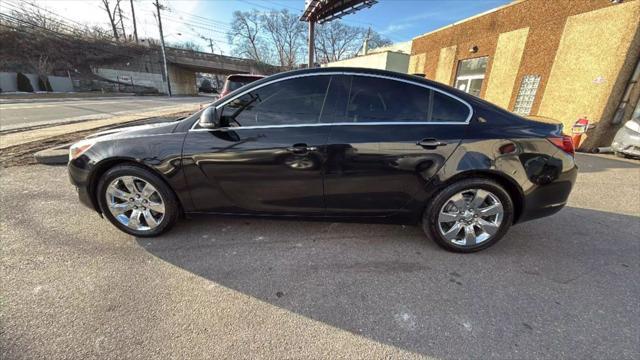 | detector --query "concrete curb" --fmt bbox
[34,144,70,165]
